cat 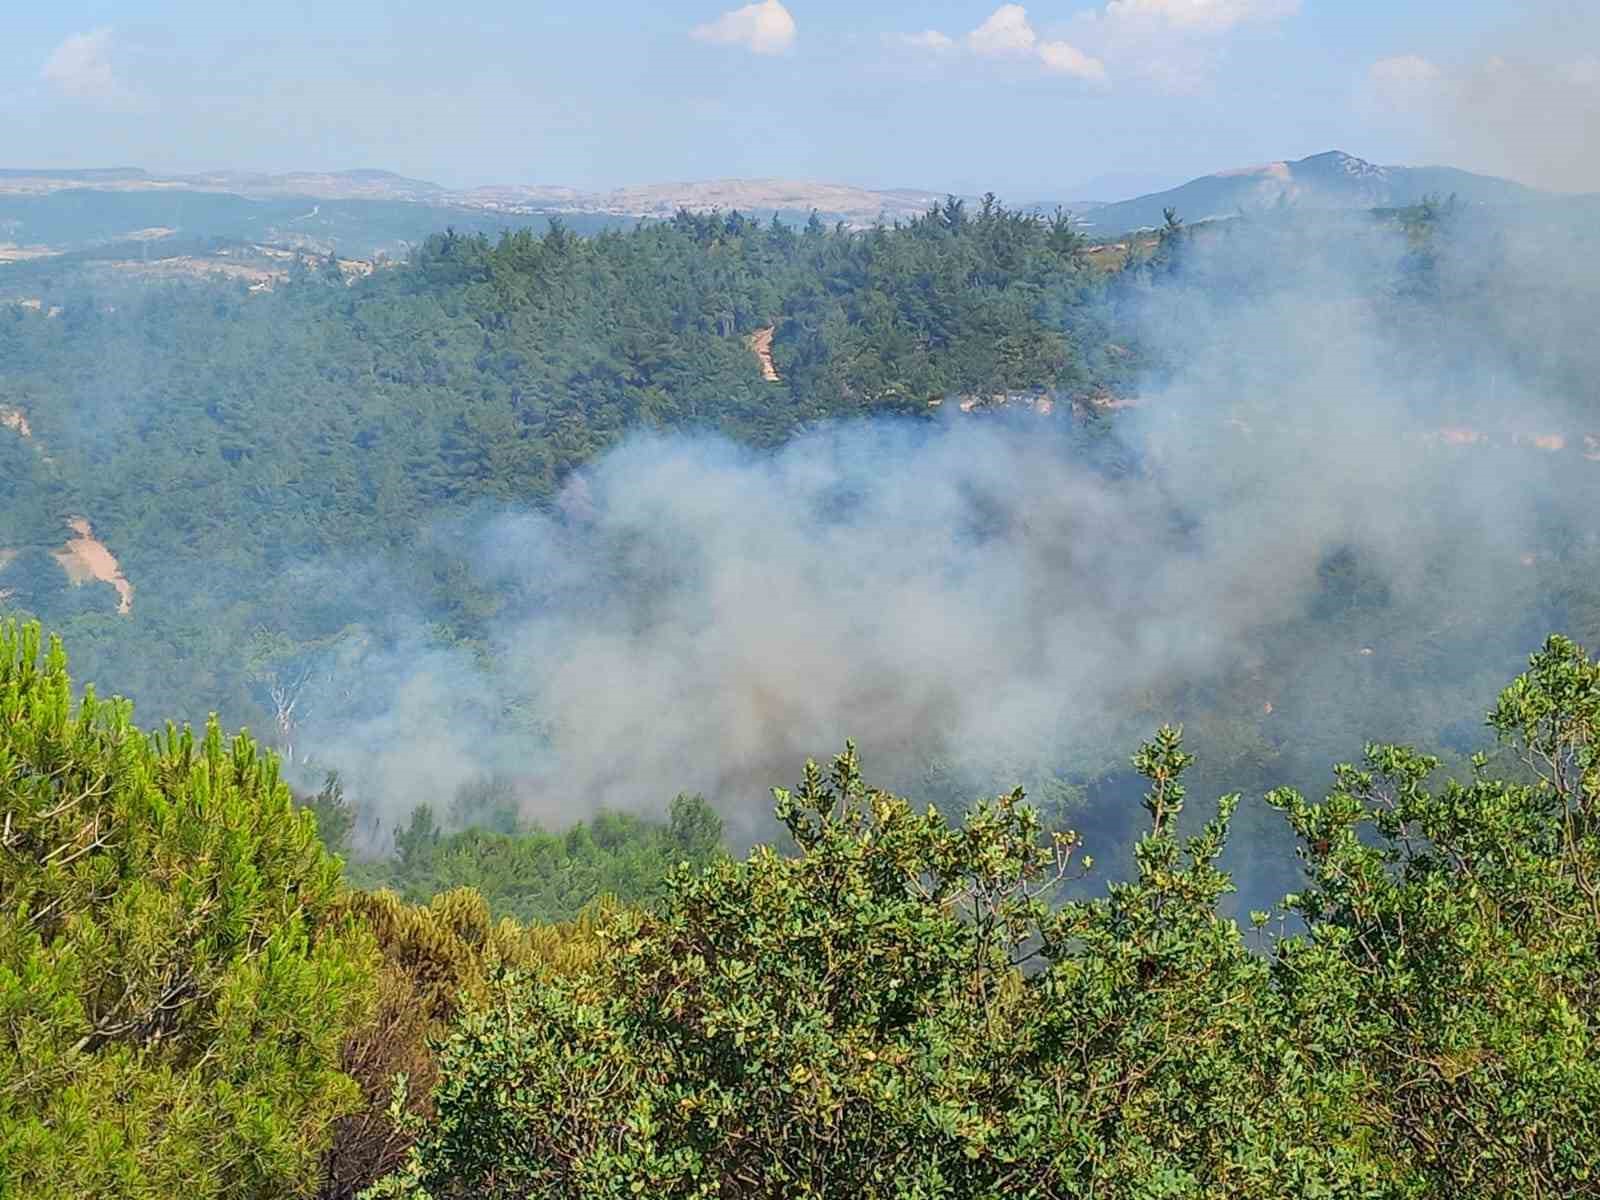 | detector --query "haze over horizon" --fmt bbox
[5,1,1597,199]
